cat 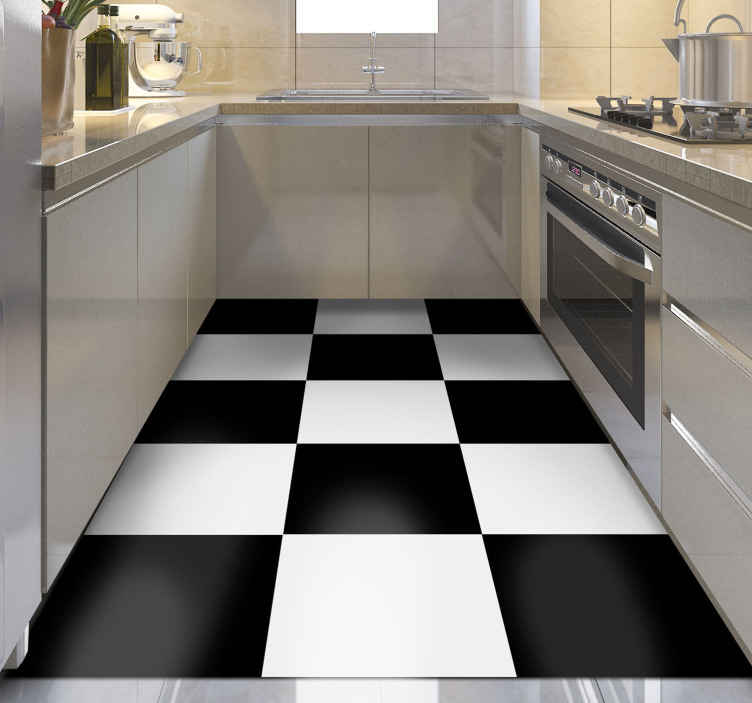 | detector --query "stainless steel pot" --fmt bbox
[663,0,752,107]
